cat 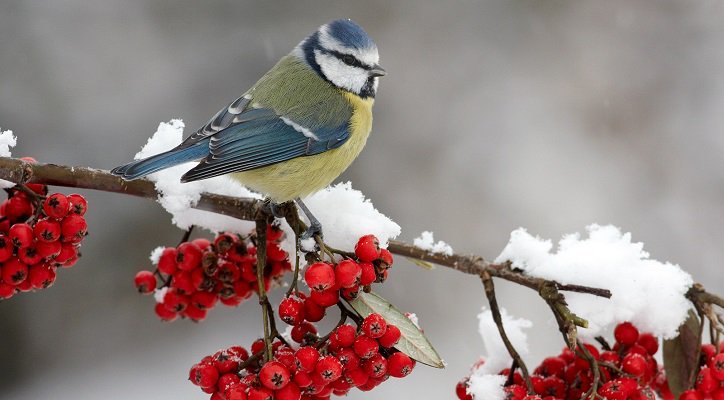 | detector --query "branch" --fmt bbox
[0,157,612,300]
